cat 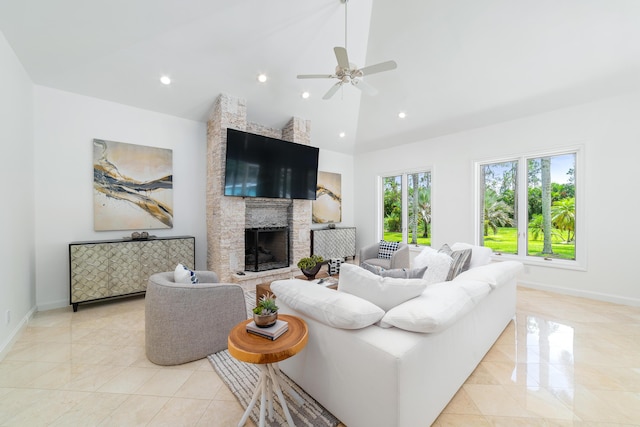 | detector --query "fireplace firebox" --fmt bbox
[245,227,289,272]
